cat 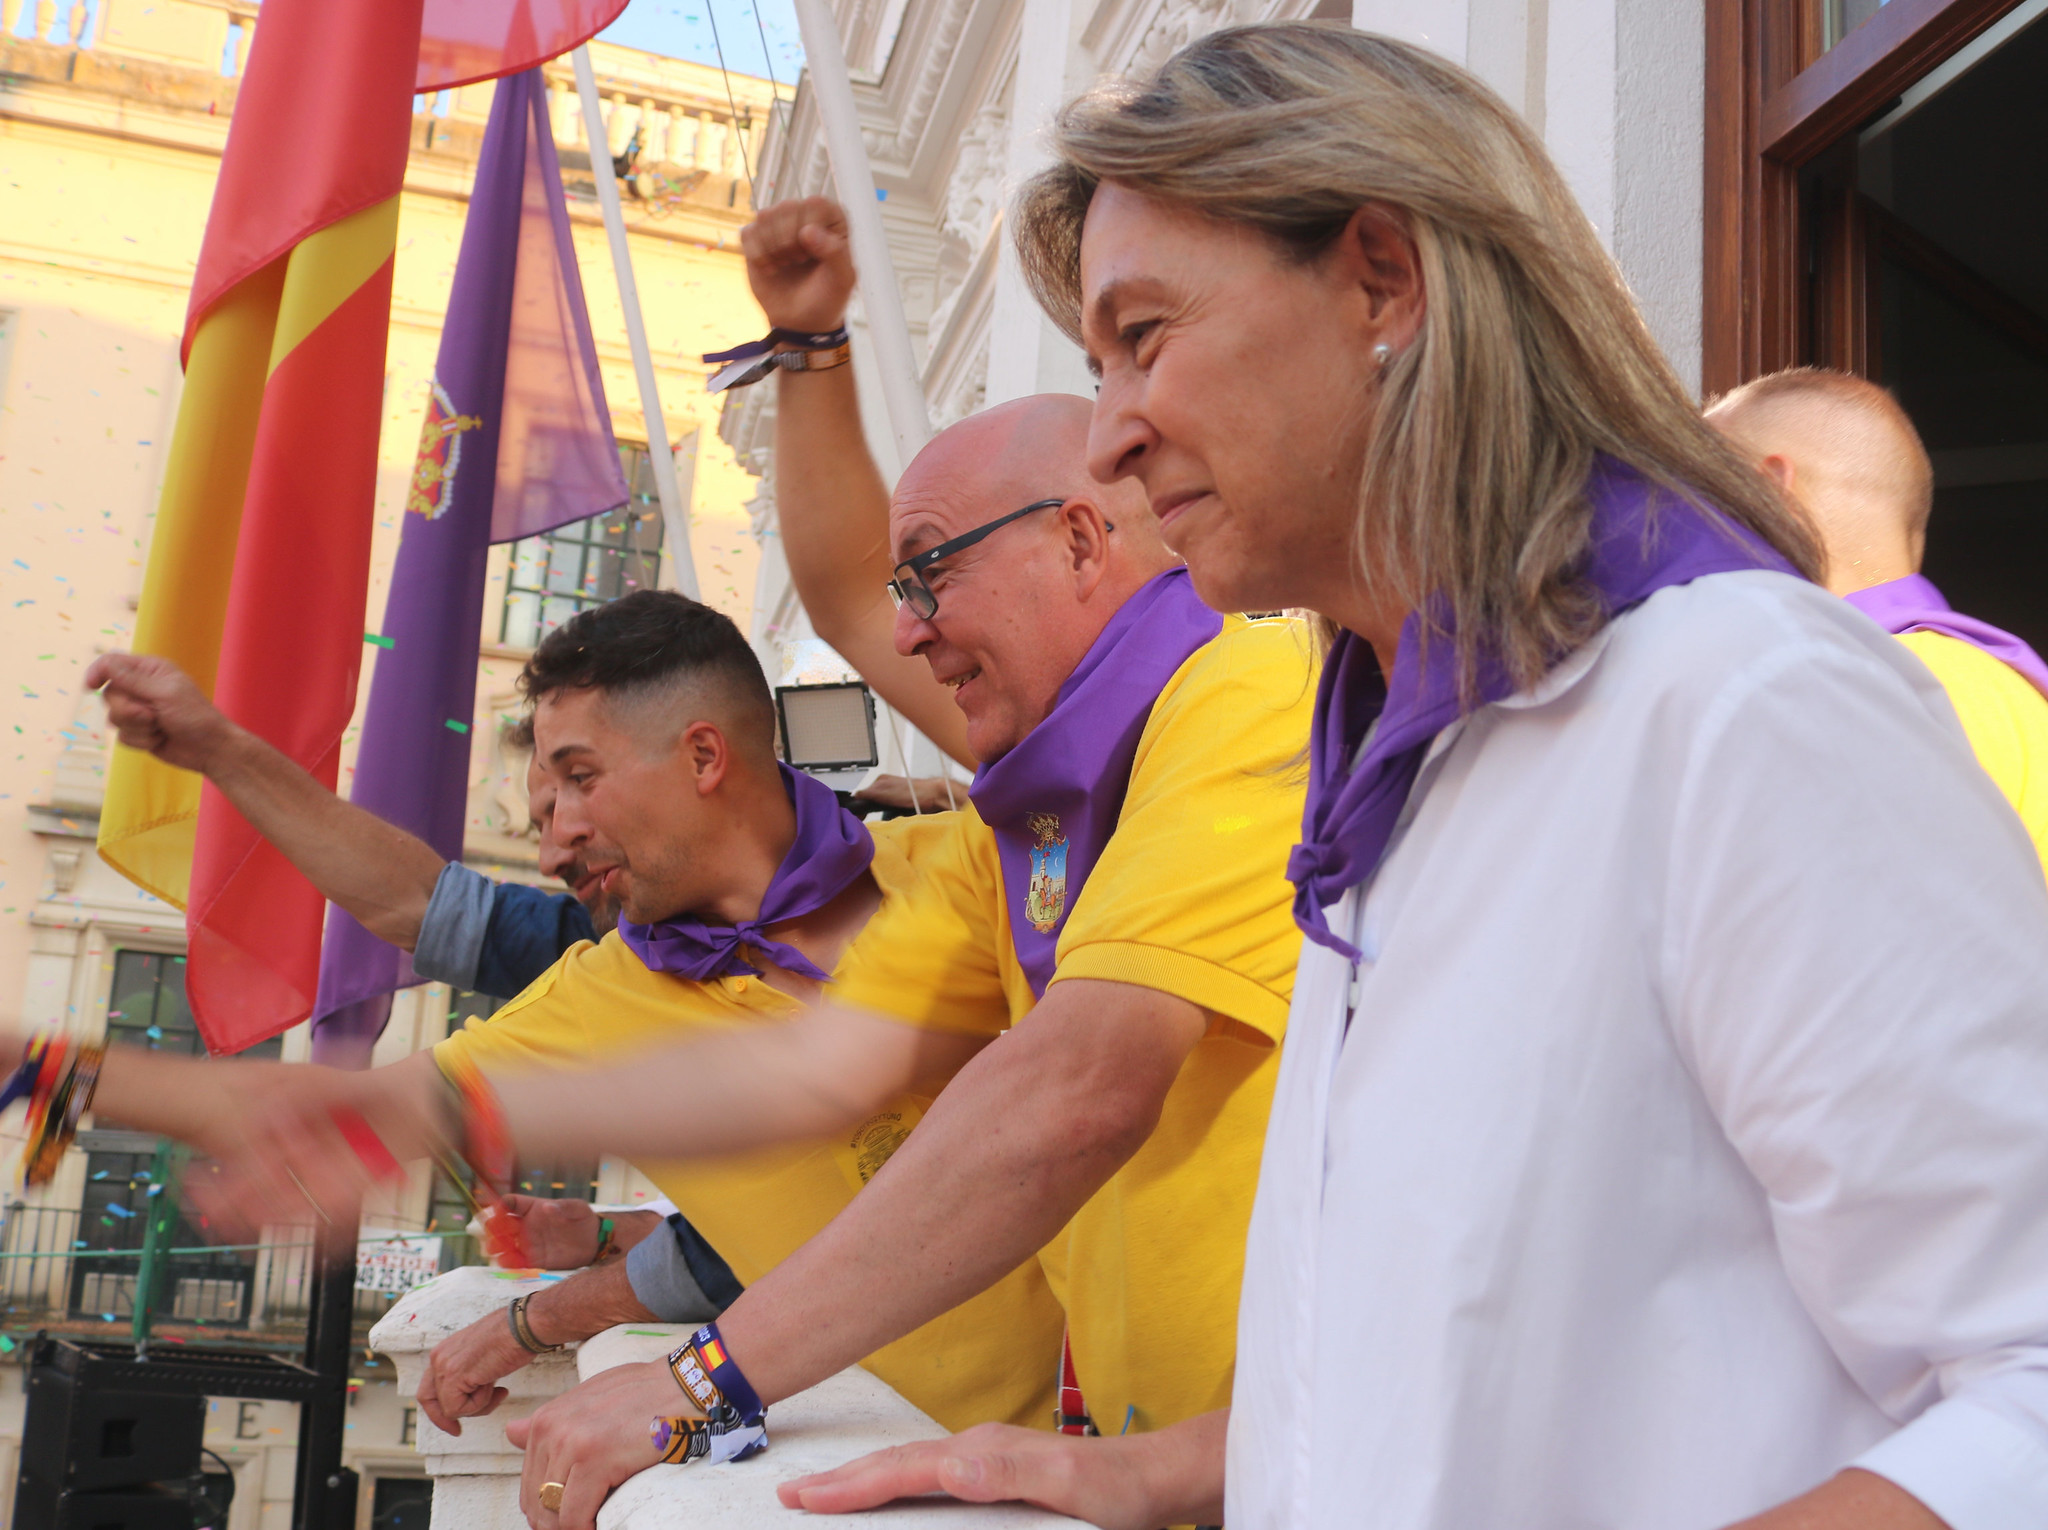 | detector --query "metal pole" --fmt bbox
[128,1139,178,1351]
[571,45,702,600]
[292,1209,360,1530]
[785,0,933,465]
